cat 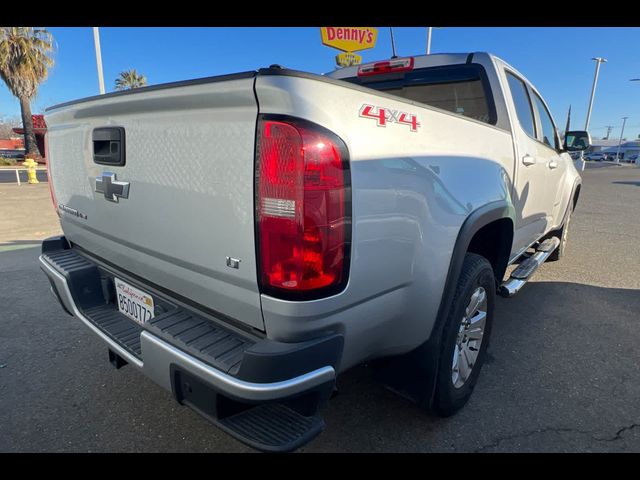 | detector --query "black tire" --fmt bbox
[548,206,572,262]
[432,253,495,417]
